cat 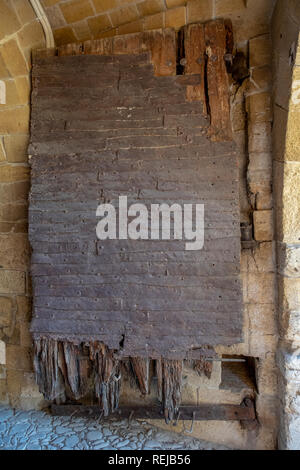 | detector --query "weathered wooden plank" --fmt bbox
[56,30,176,77]
[51,399,256,421]
[183,23,207,113]
[204,19,233,142]
[130,357,150,395]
